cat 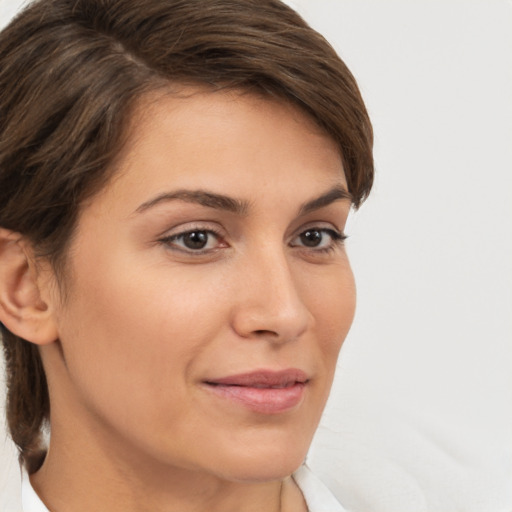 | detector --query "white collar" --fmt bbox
[292,464,347,512]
